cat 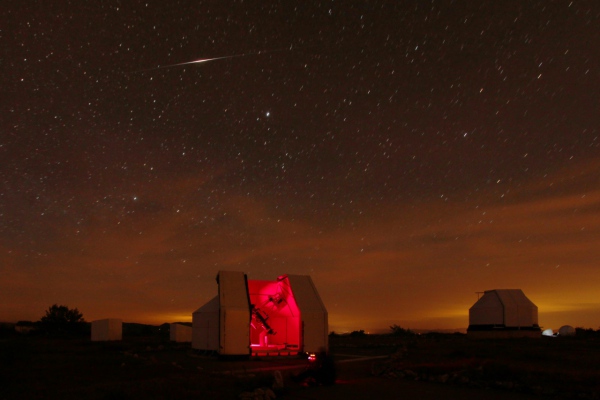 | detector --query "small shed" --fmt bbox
[91,319,122,341]
[170,323,192,342]
[468,289,540,338]
[192,271,328,356]
[192,296,219,351]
